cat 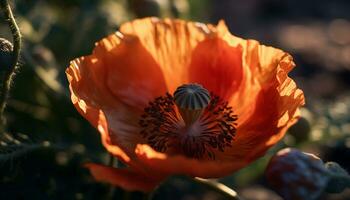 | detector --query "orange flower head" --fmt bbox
[66,17,305,191]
